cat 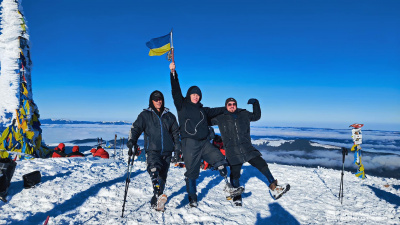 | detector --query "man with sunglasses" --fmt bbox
[211,97,290,206]
[127,90,181,211]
